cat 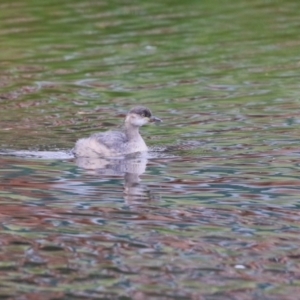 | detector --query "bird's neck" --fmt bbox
[124,123,141,140]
